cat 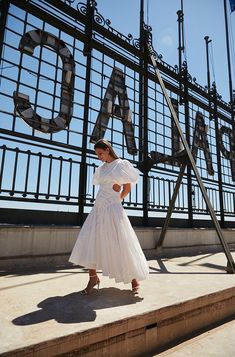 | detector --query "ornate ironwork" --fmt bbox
[76,1,134,44]
[76,1,88,15]
[61,0,76,5]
